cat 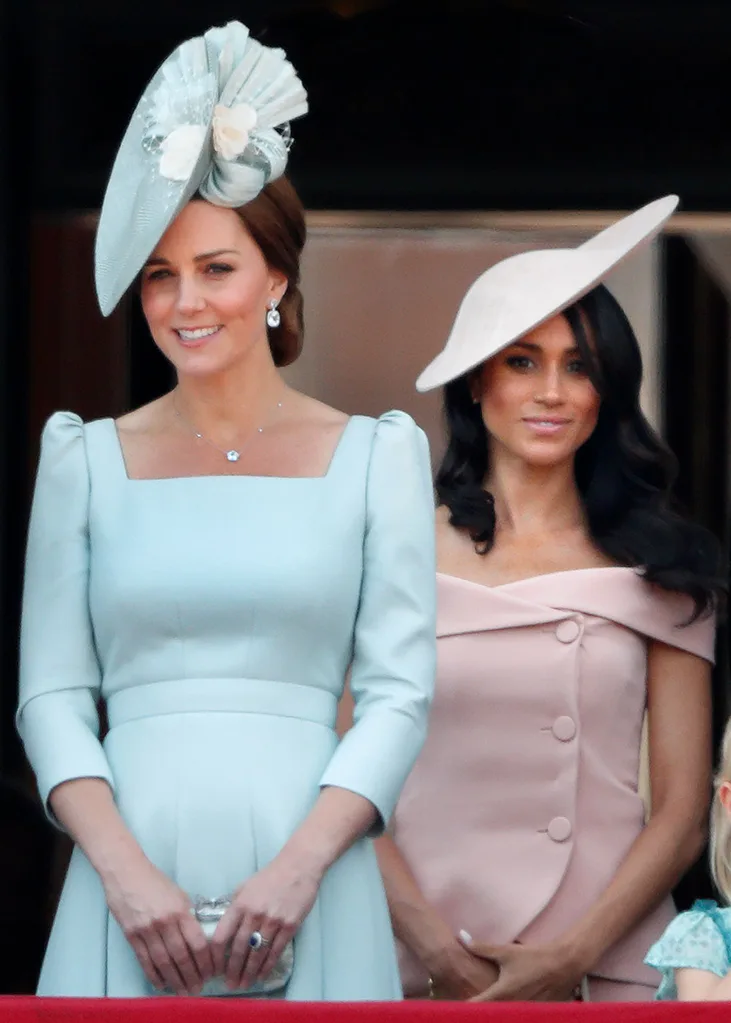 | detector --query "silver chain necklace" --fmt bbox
[173,393,284,463]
